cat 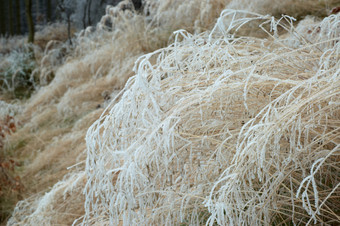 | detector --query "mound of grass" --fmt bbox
[6,1,340,225]
[83,10,339,225]
[0,45,37,99]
